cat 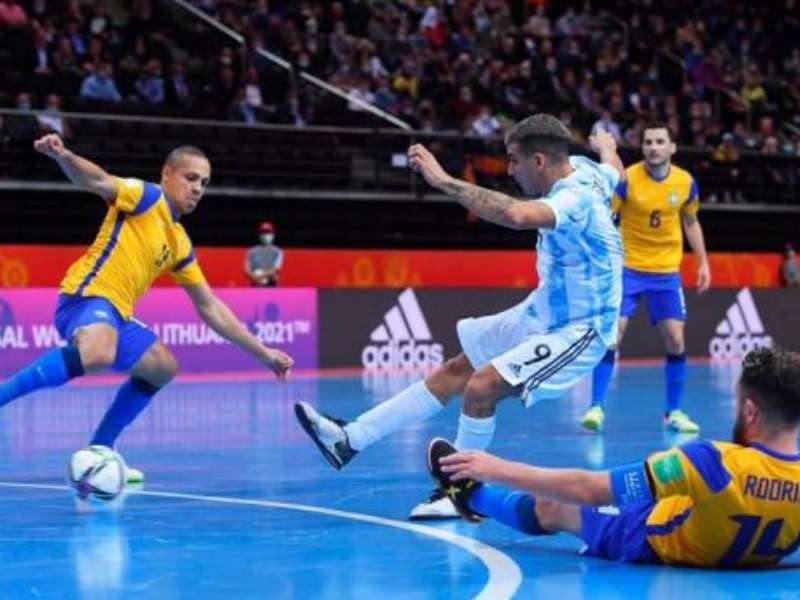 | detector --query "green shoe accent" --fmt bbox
[581,406,605,432]
[664,410,700,433]
[125,466,145,485]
